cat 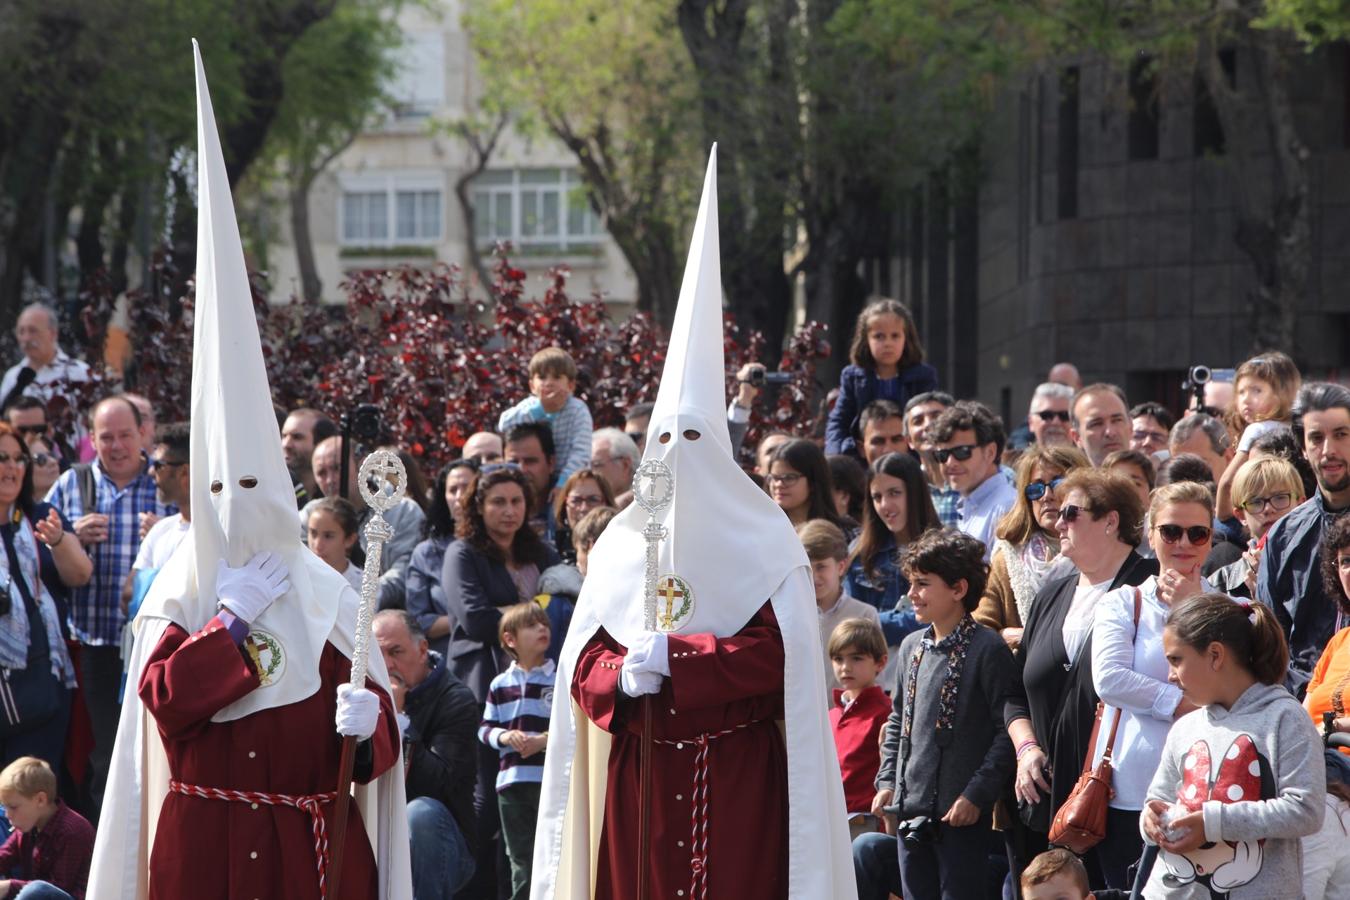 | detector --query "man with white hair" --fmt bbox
[0,303,90,416]
[1027,382,1074,447]
[590,427,638,506]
